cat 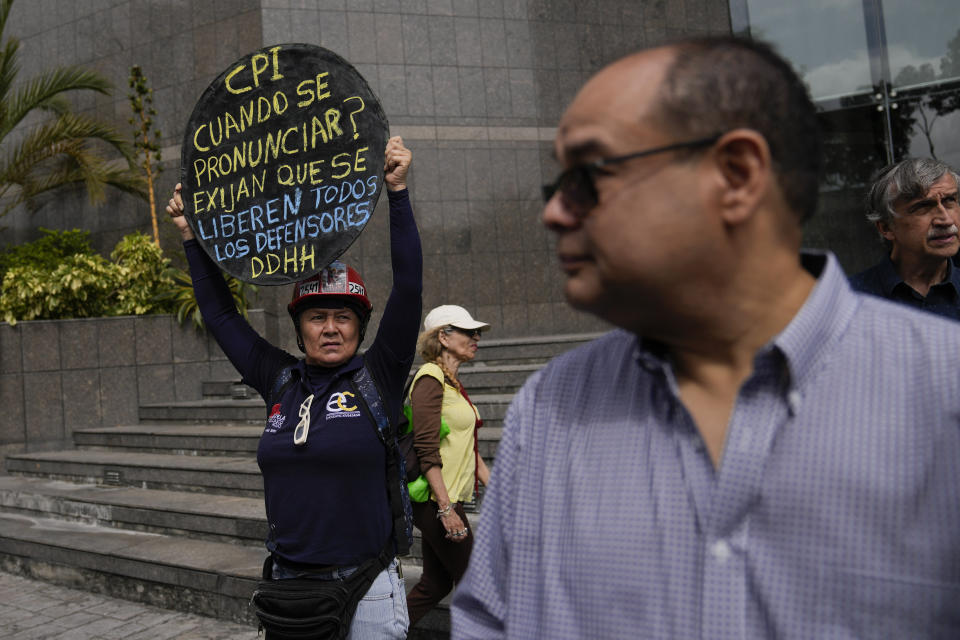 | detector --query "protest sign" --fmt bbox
[180,44,389,285]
